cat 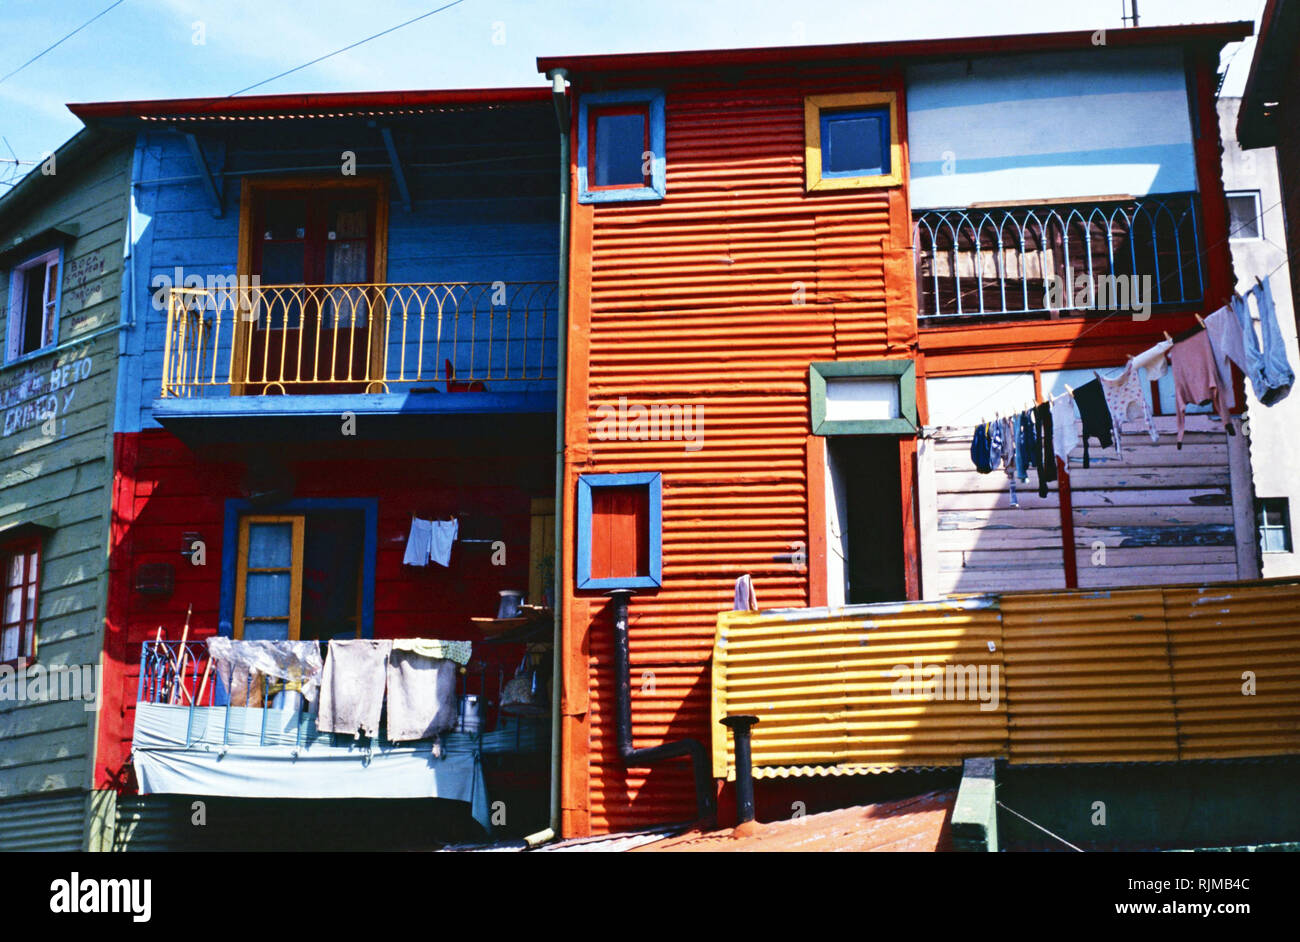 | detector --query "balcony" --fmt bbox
[912,194,1204,320]
[156,281,558,434]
